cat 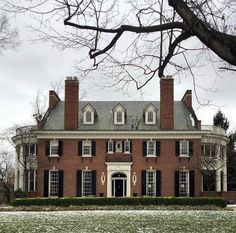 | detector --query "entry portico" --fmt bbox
[106,162,132,197]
